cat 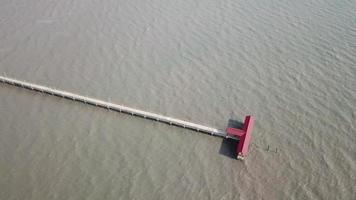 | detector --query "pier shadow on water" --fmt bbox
[218,119,244,159]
